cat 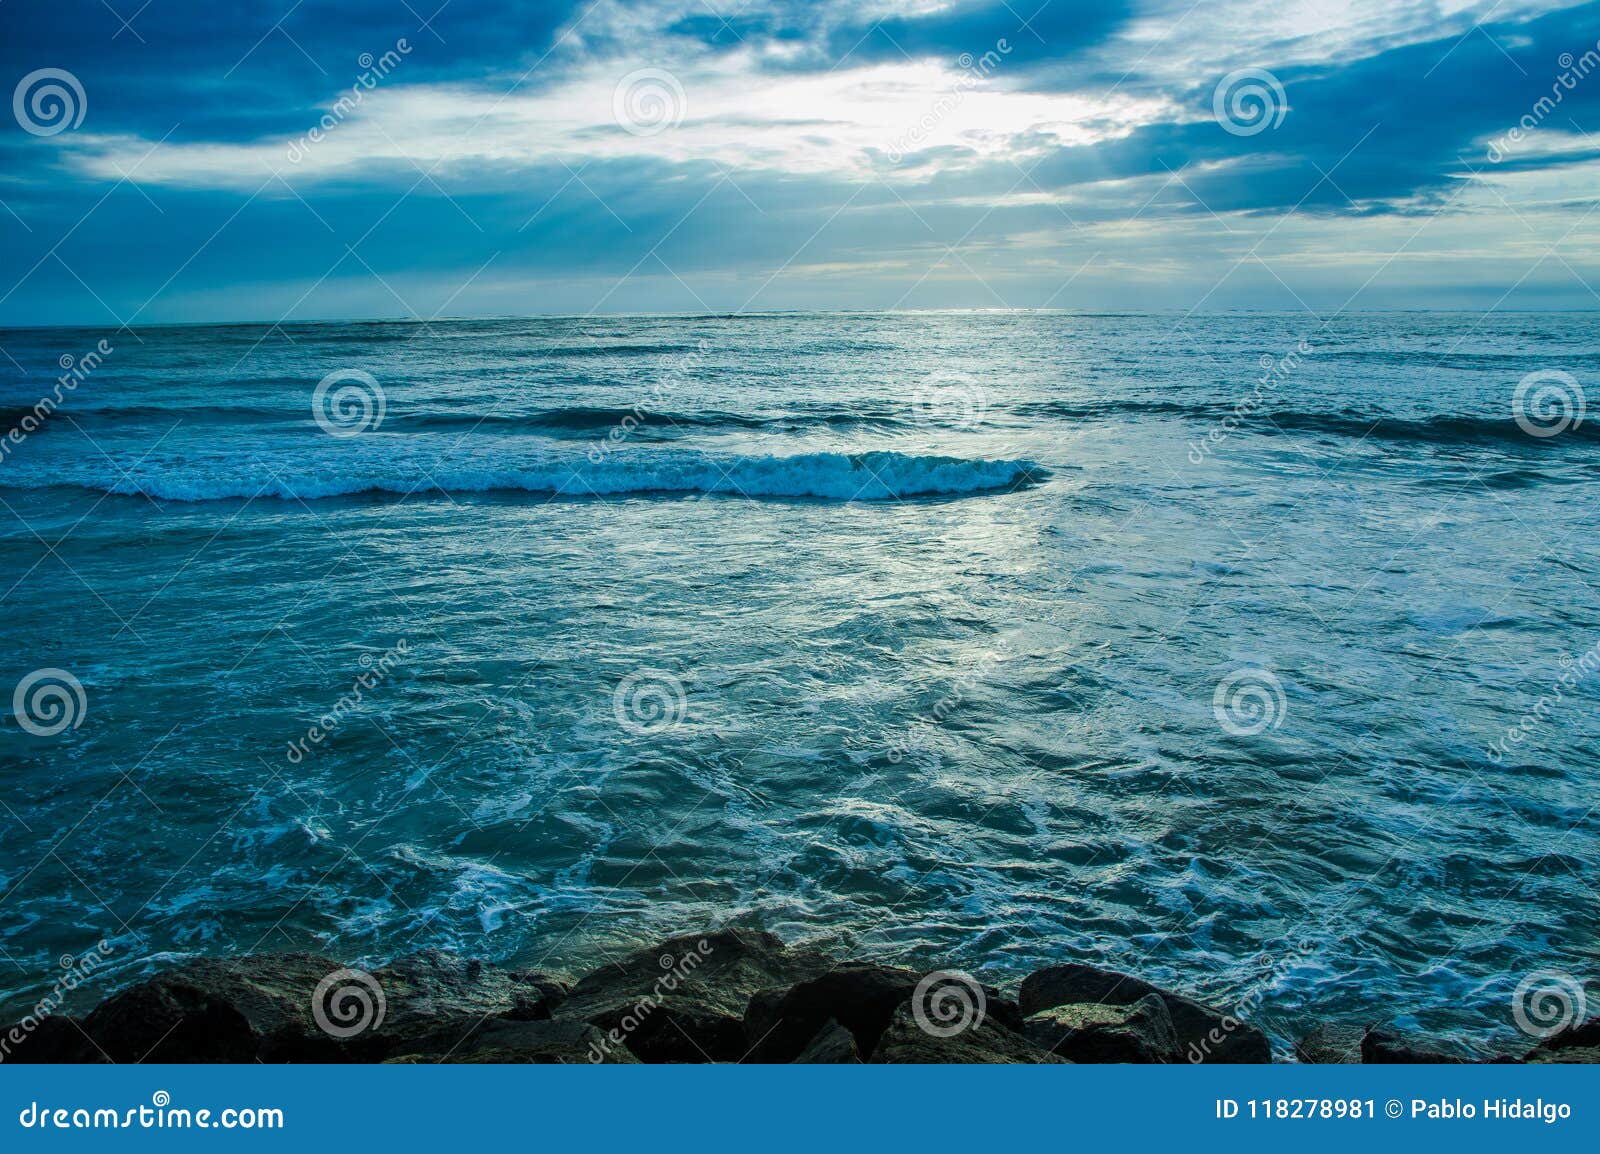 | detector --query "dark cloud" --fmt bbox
[0,0,586,138]
[1029,1,1600,214]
